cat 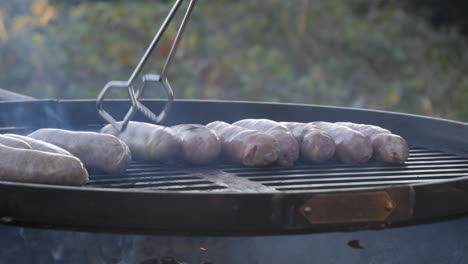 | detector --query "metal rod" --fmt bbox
[126,0,197,124]
[161,0,198,79]
[127,0,184,86]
